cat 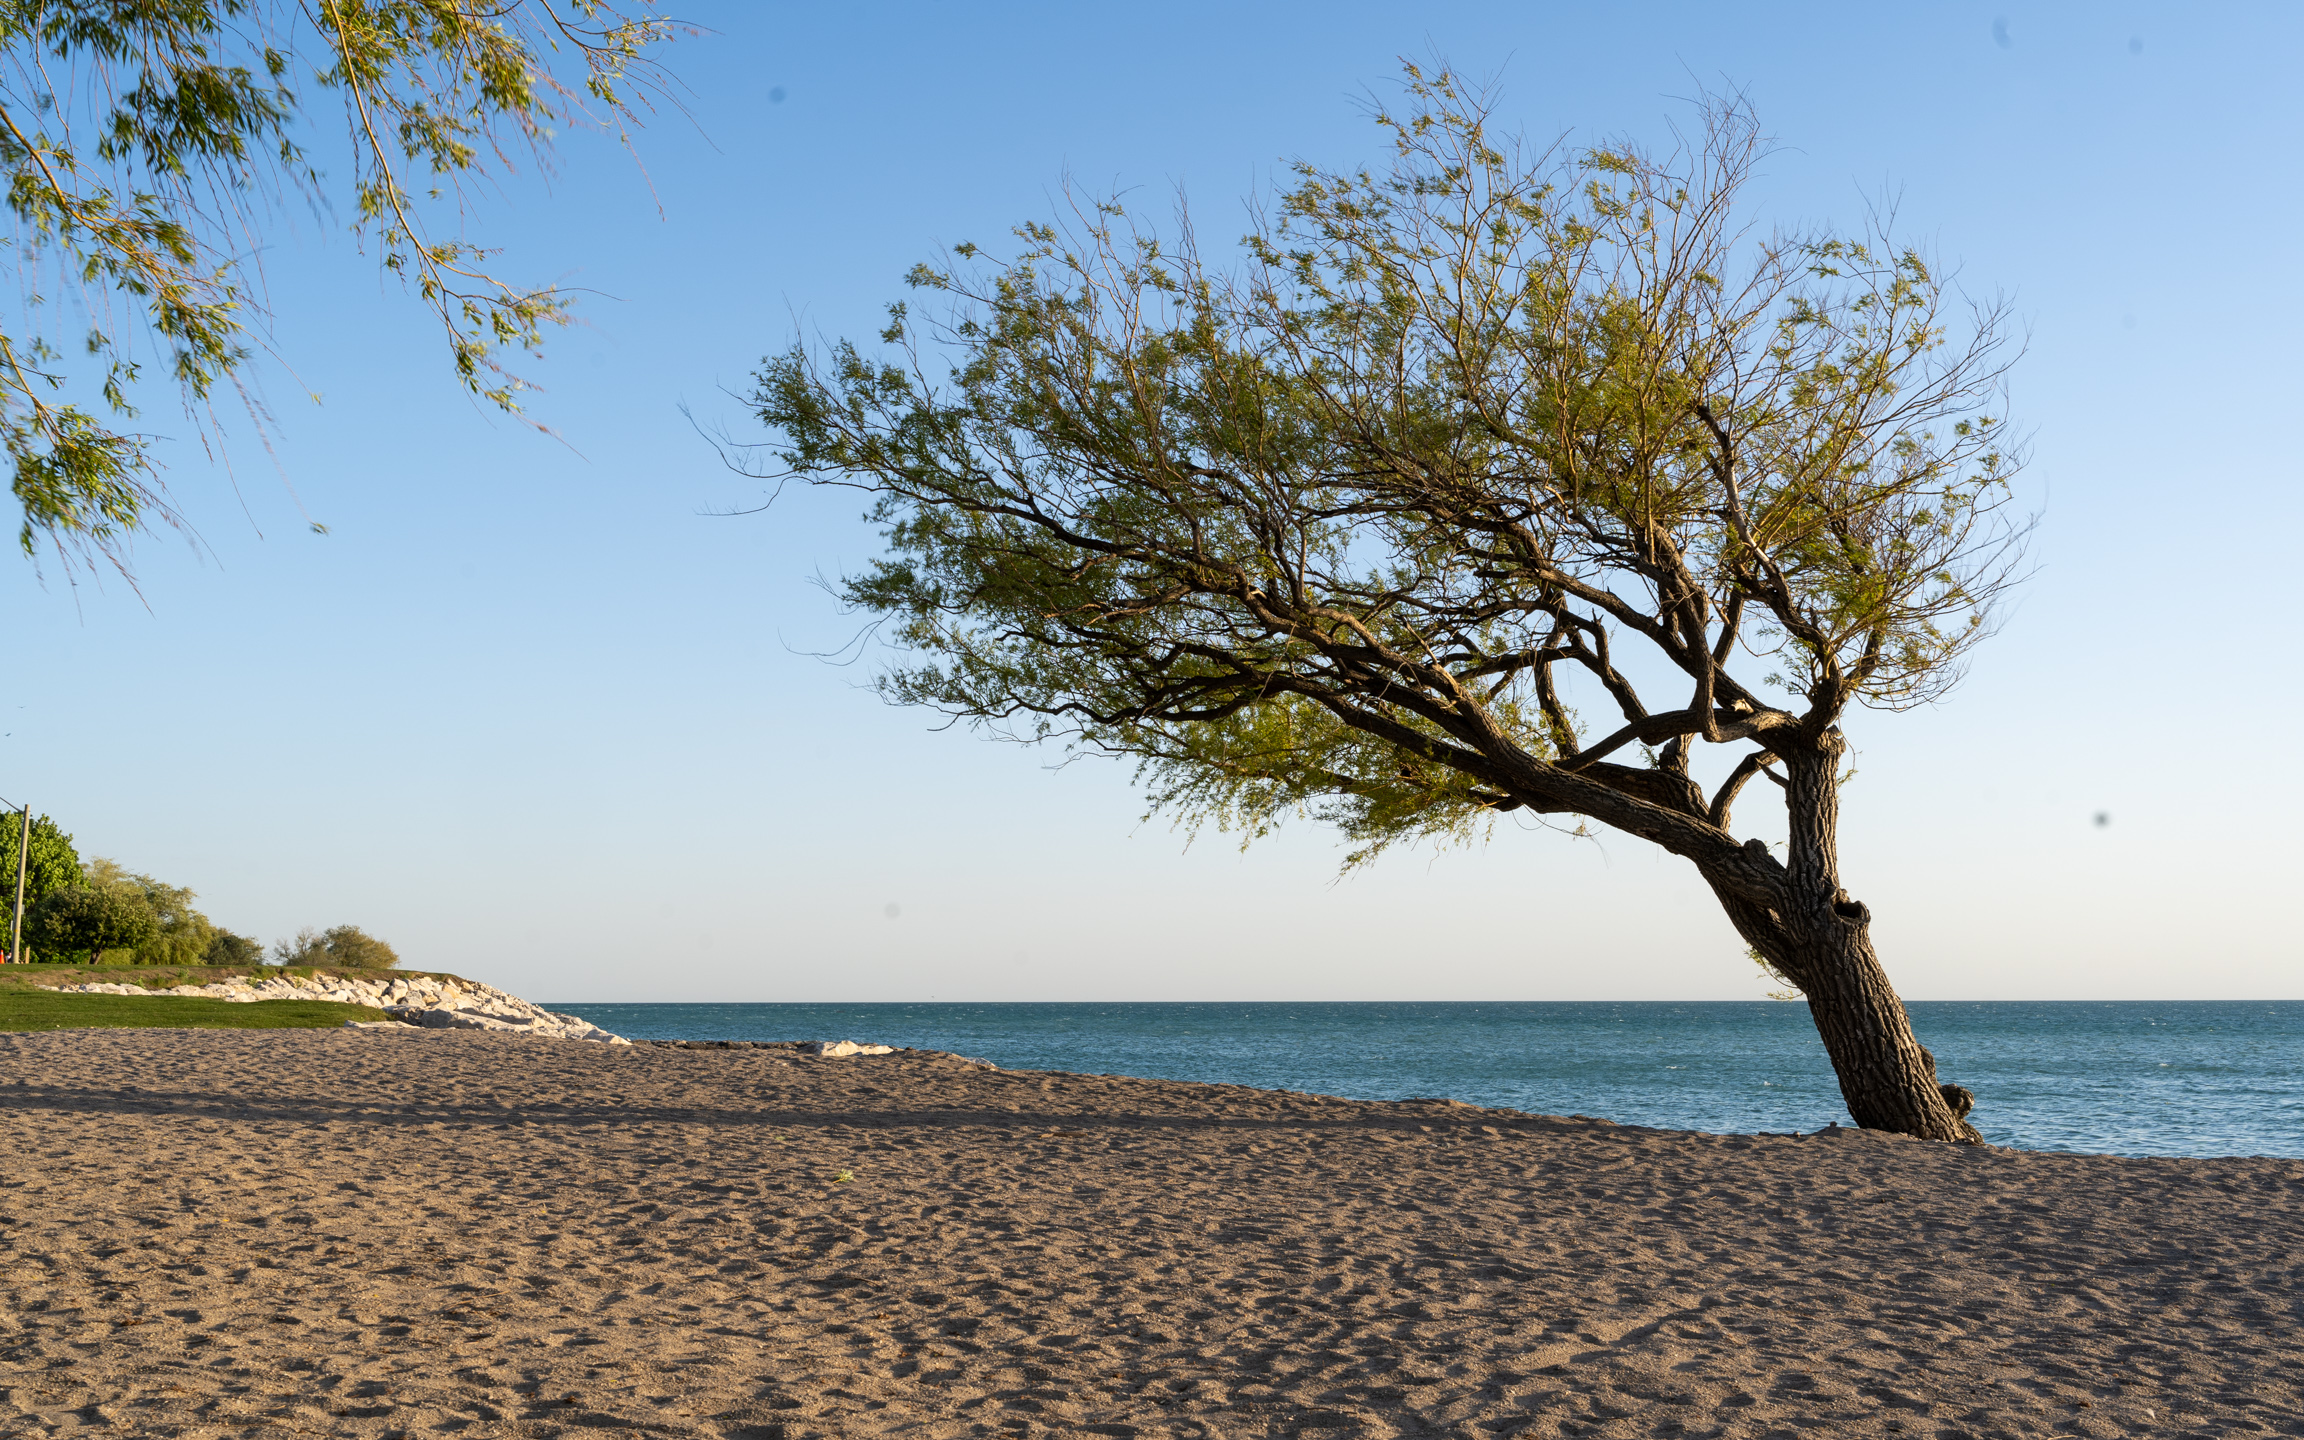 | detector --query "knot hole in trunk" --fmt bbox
[1832,896,1869,923]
